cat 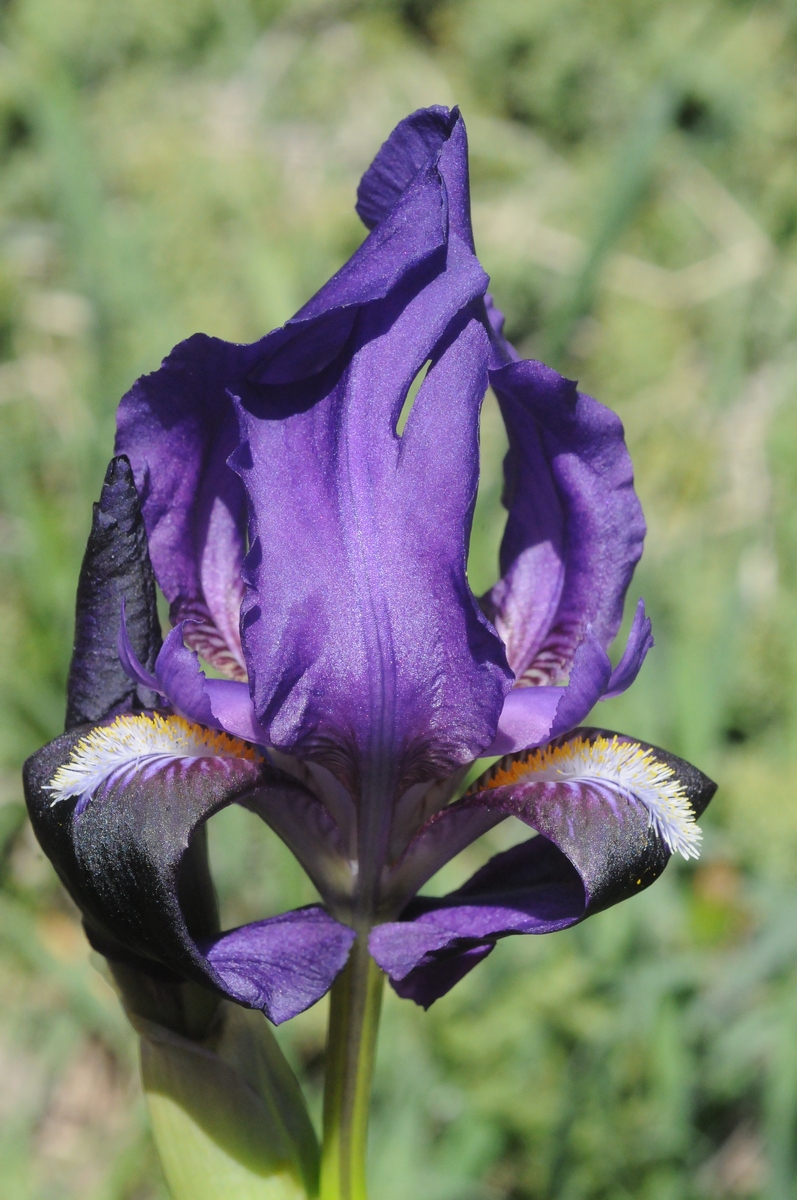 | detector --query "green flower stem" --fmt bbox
[320,934,385,1200]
